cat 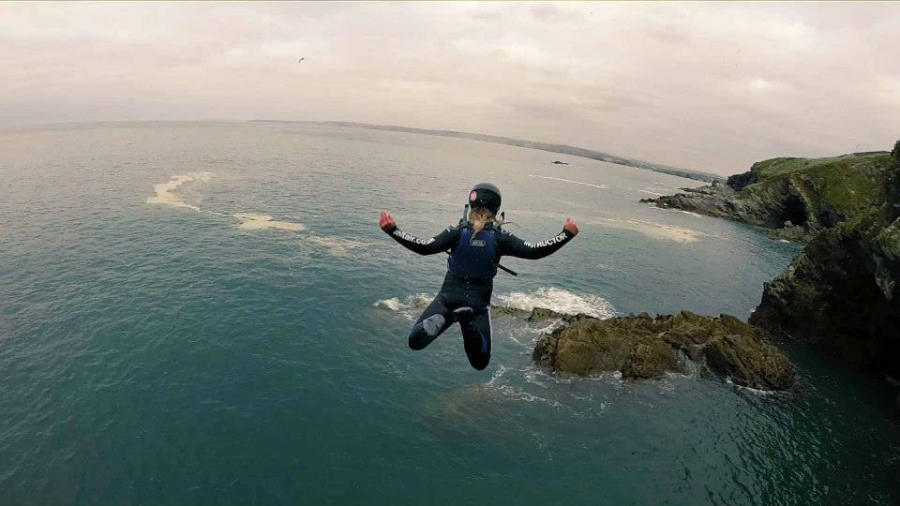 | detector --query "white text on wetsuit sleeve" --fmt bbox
[392,230,436,245]
[523,232,568,249]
